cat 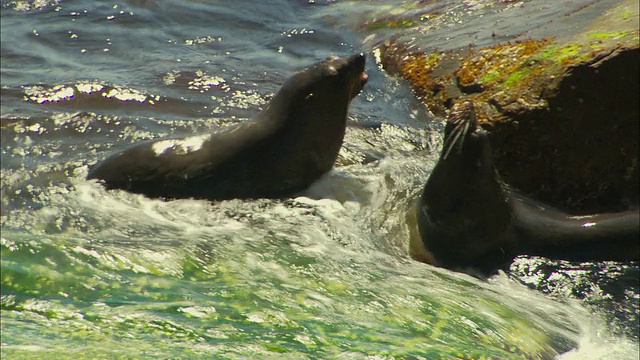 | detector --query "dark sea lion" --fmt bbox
[88,53,368,200]
[413,100,640,274]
